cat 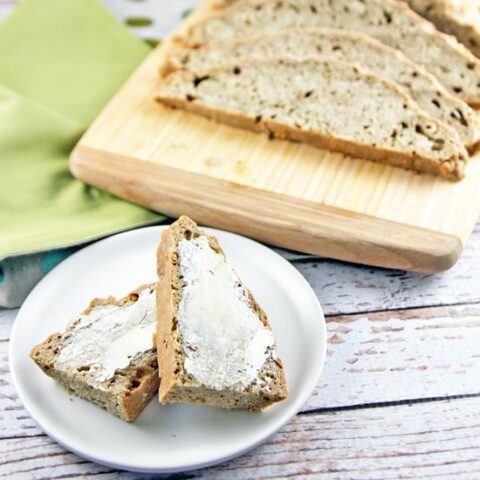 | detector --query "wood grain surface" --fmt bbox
[3,397,480,479]
[69,0,480,273]
[2,221,480,478]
